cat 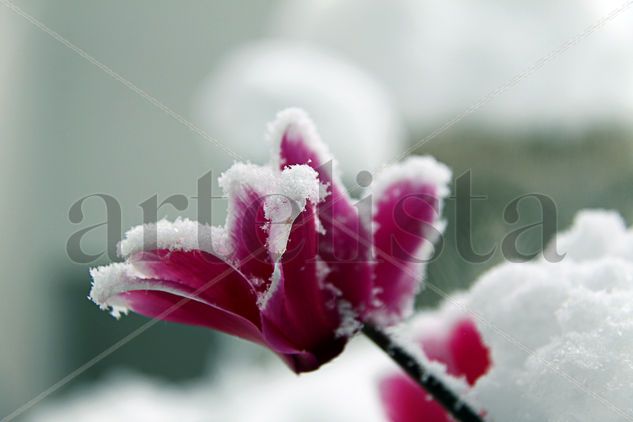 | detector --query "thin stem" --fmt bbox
[362,323,485,422]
